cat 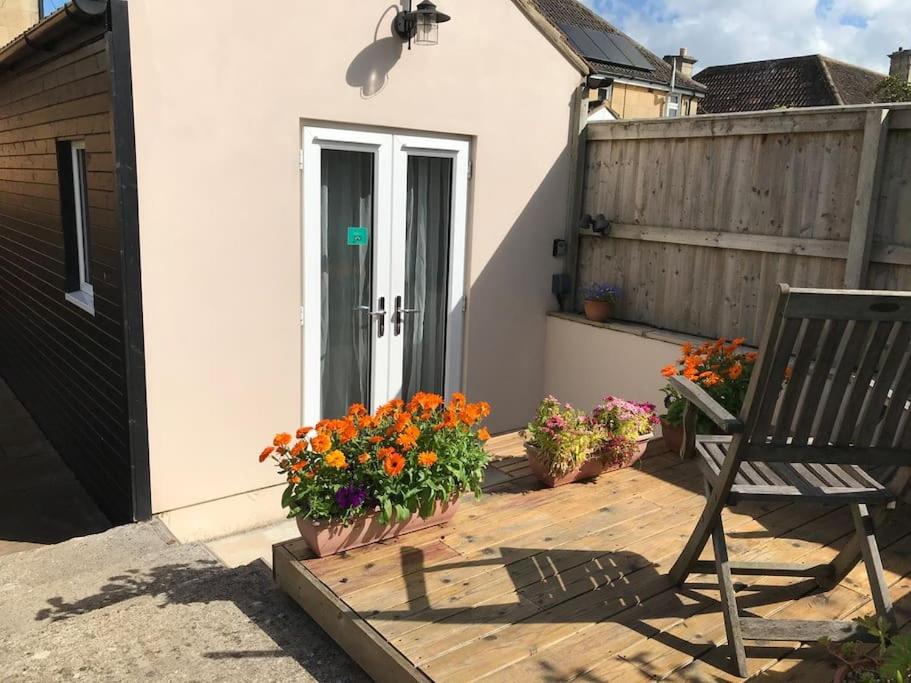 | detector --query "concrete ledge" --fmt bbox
[156,483,287,543]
